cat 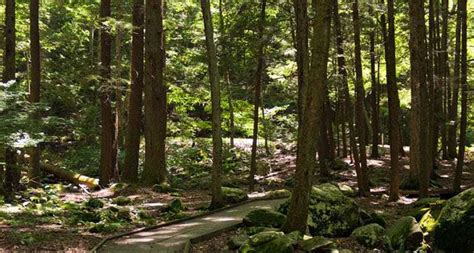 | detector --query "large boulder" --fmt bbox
[222,187,249,204]
[243,209,286,228]
[279,183,361,237]
[298,236,335,252]
[239,231,295,253]
[351,223,386,248]
[387,216,423,250]
[433,187,474,252]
